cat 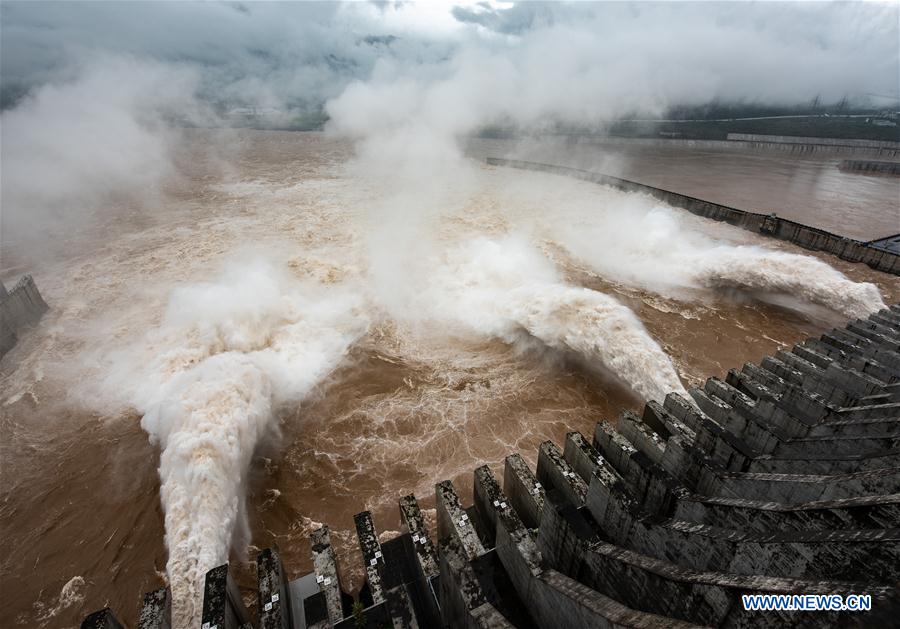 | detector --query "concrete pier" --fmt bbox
[310,526,345,625]
[0,274,49,359]
[200,564,252,629]
[84,306,900,627]
[138,588,170,629]
[258,548,291,629]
